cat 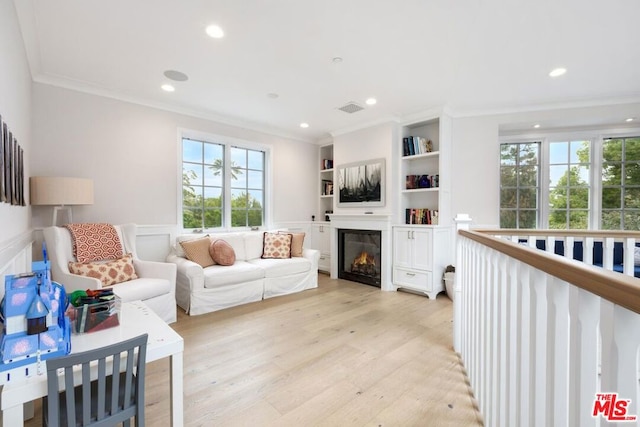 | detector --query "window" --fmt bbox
[601,136,640,230]
[181,136,266,230]
[548,140,591,229]
[229,146,264,228]
[500,133,639,230]
[500,142,540,228]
